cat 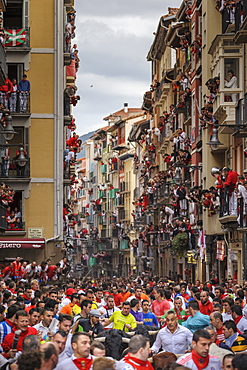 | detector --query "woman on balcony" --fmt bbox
[224,69,238,102]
